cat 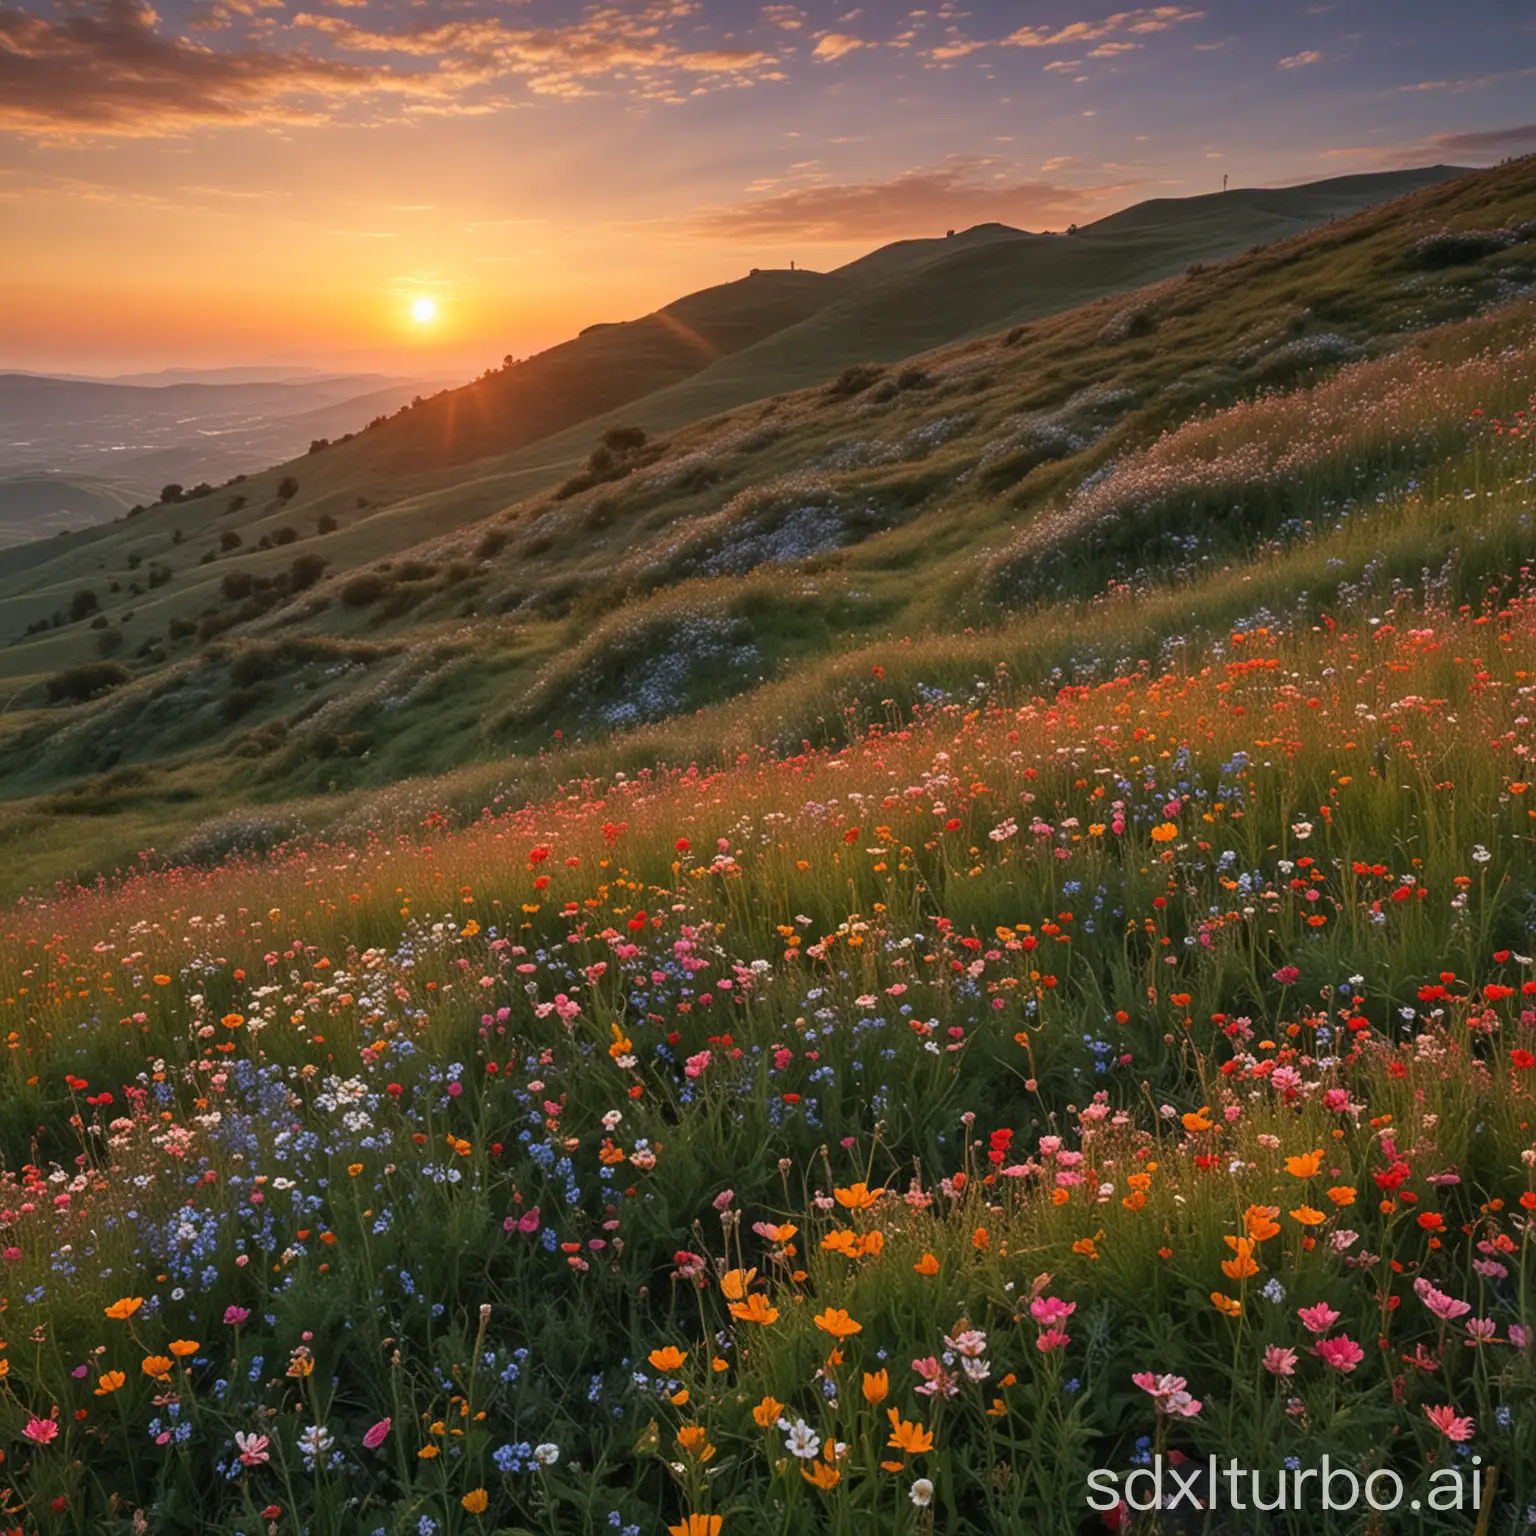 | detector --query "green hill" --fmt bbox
[0,156,1532,891]
[0,473,149,547]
